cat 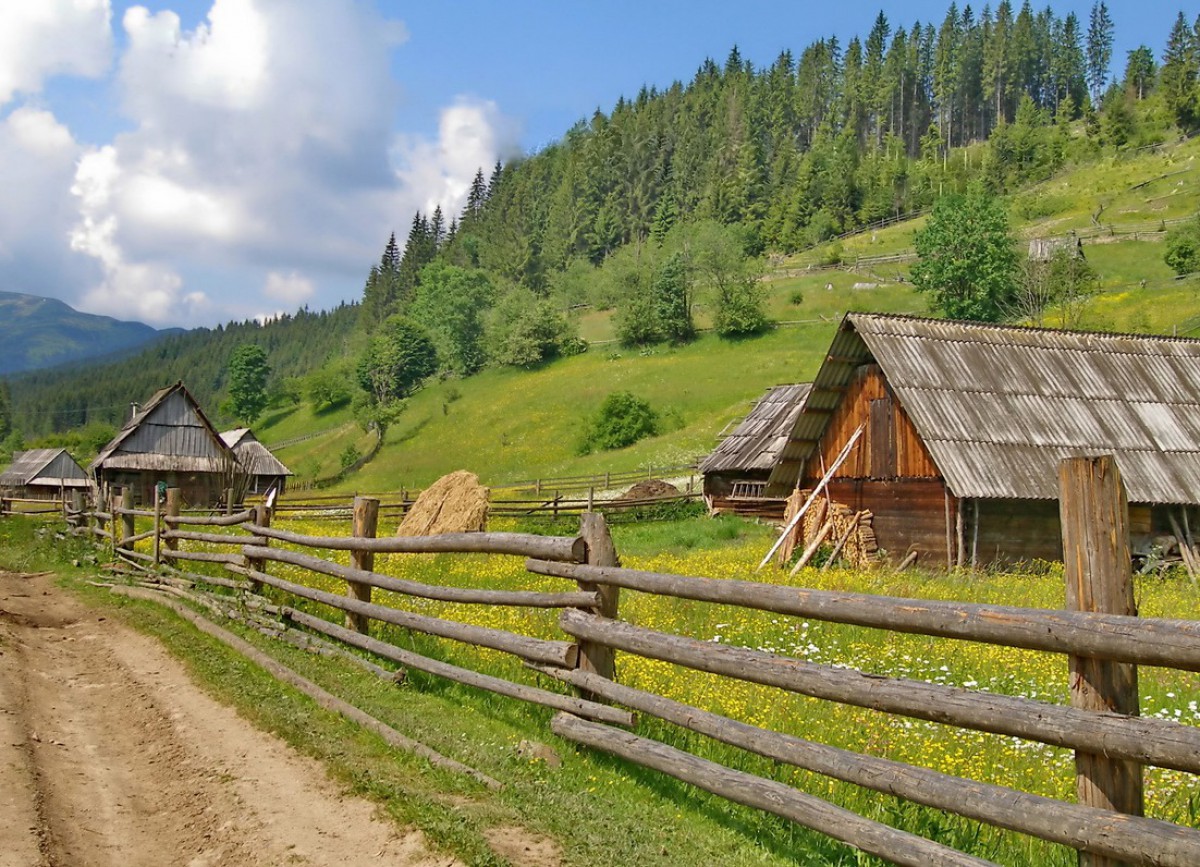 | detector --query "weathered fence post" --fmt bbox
[68,490,84,531]
[1058,455,1144,867]
[246,503,271,594]
[225,487,235,515]
[119,487,135,554]
[346,496,379,635]
[153,490,161,566]
[164,488,181,554]
[576,512,619,686]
